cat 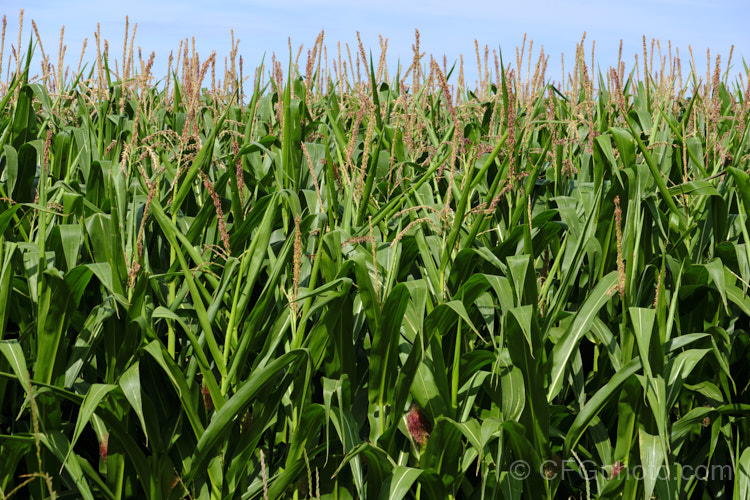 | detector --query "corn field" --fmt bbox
[1,13,750,499]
